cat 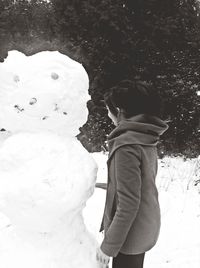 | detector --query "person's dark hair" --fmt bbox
[104,80,162,118]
